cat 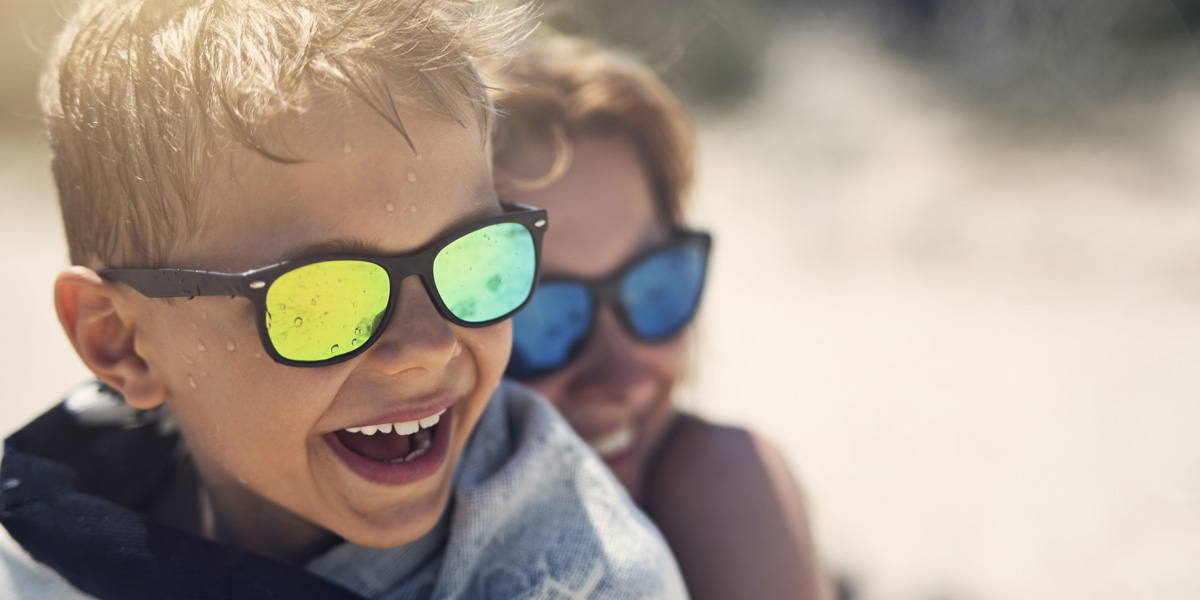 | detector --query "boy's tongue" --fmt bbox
[335,429,416,462]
